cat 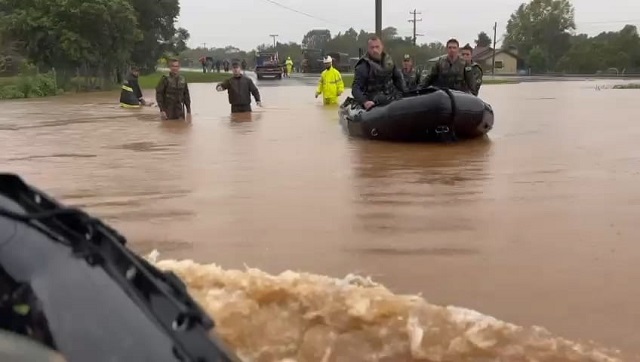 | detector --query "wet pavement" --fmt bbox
[1,75,639,358]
